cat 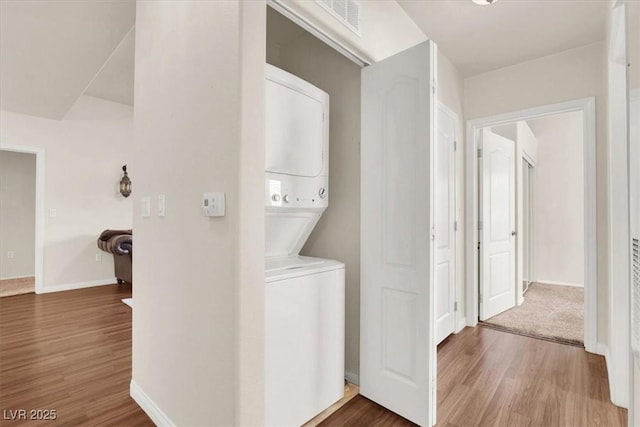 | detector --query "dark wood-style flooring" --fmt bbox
[0,284,152,426]
[320,327,627,427]
[1,286,628,426]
